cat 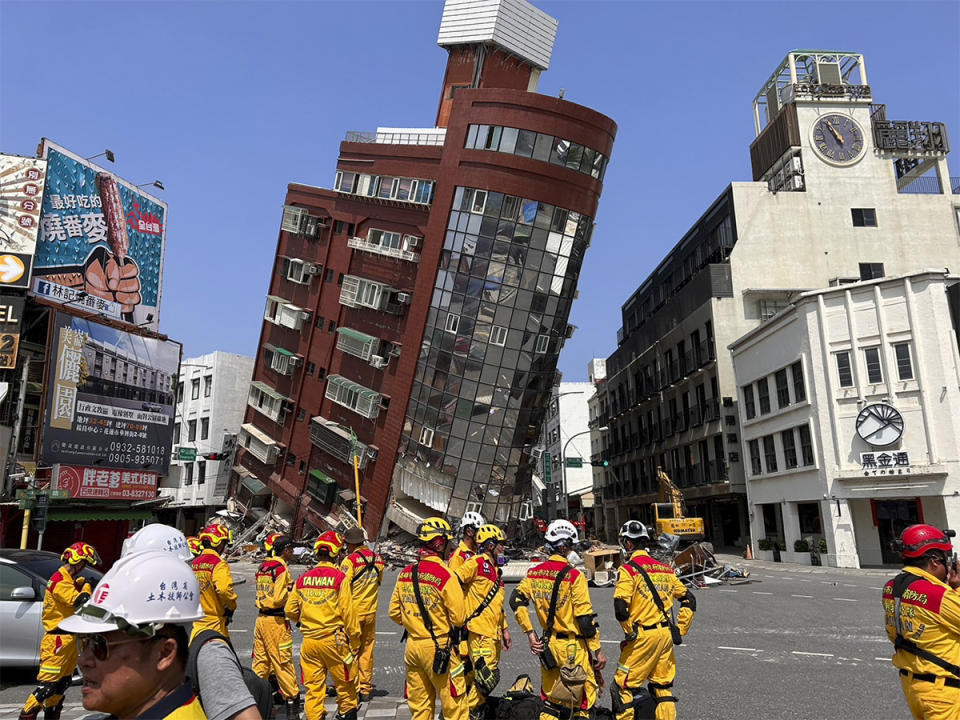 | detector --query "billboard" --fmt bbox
[0,154,47,289]
[42,312,179,475]
[0,294,25,368]
[35,140,166,332]
[54,464,158,501]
